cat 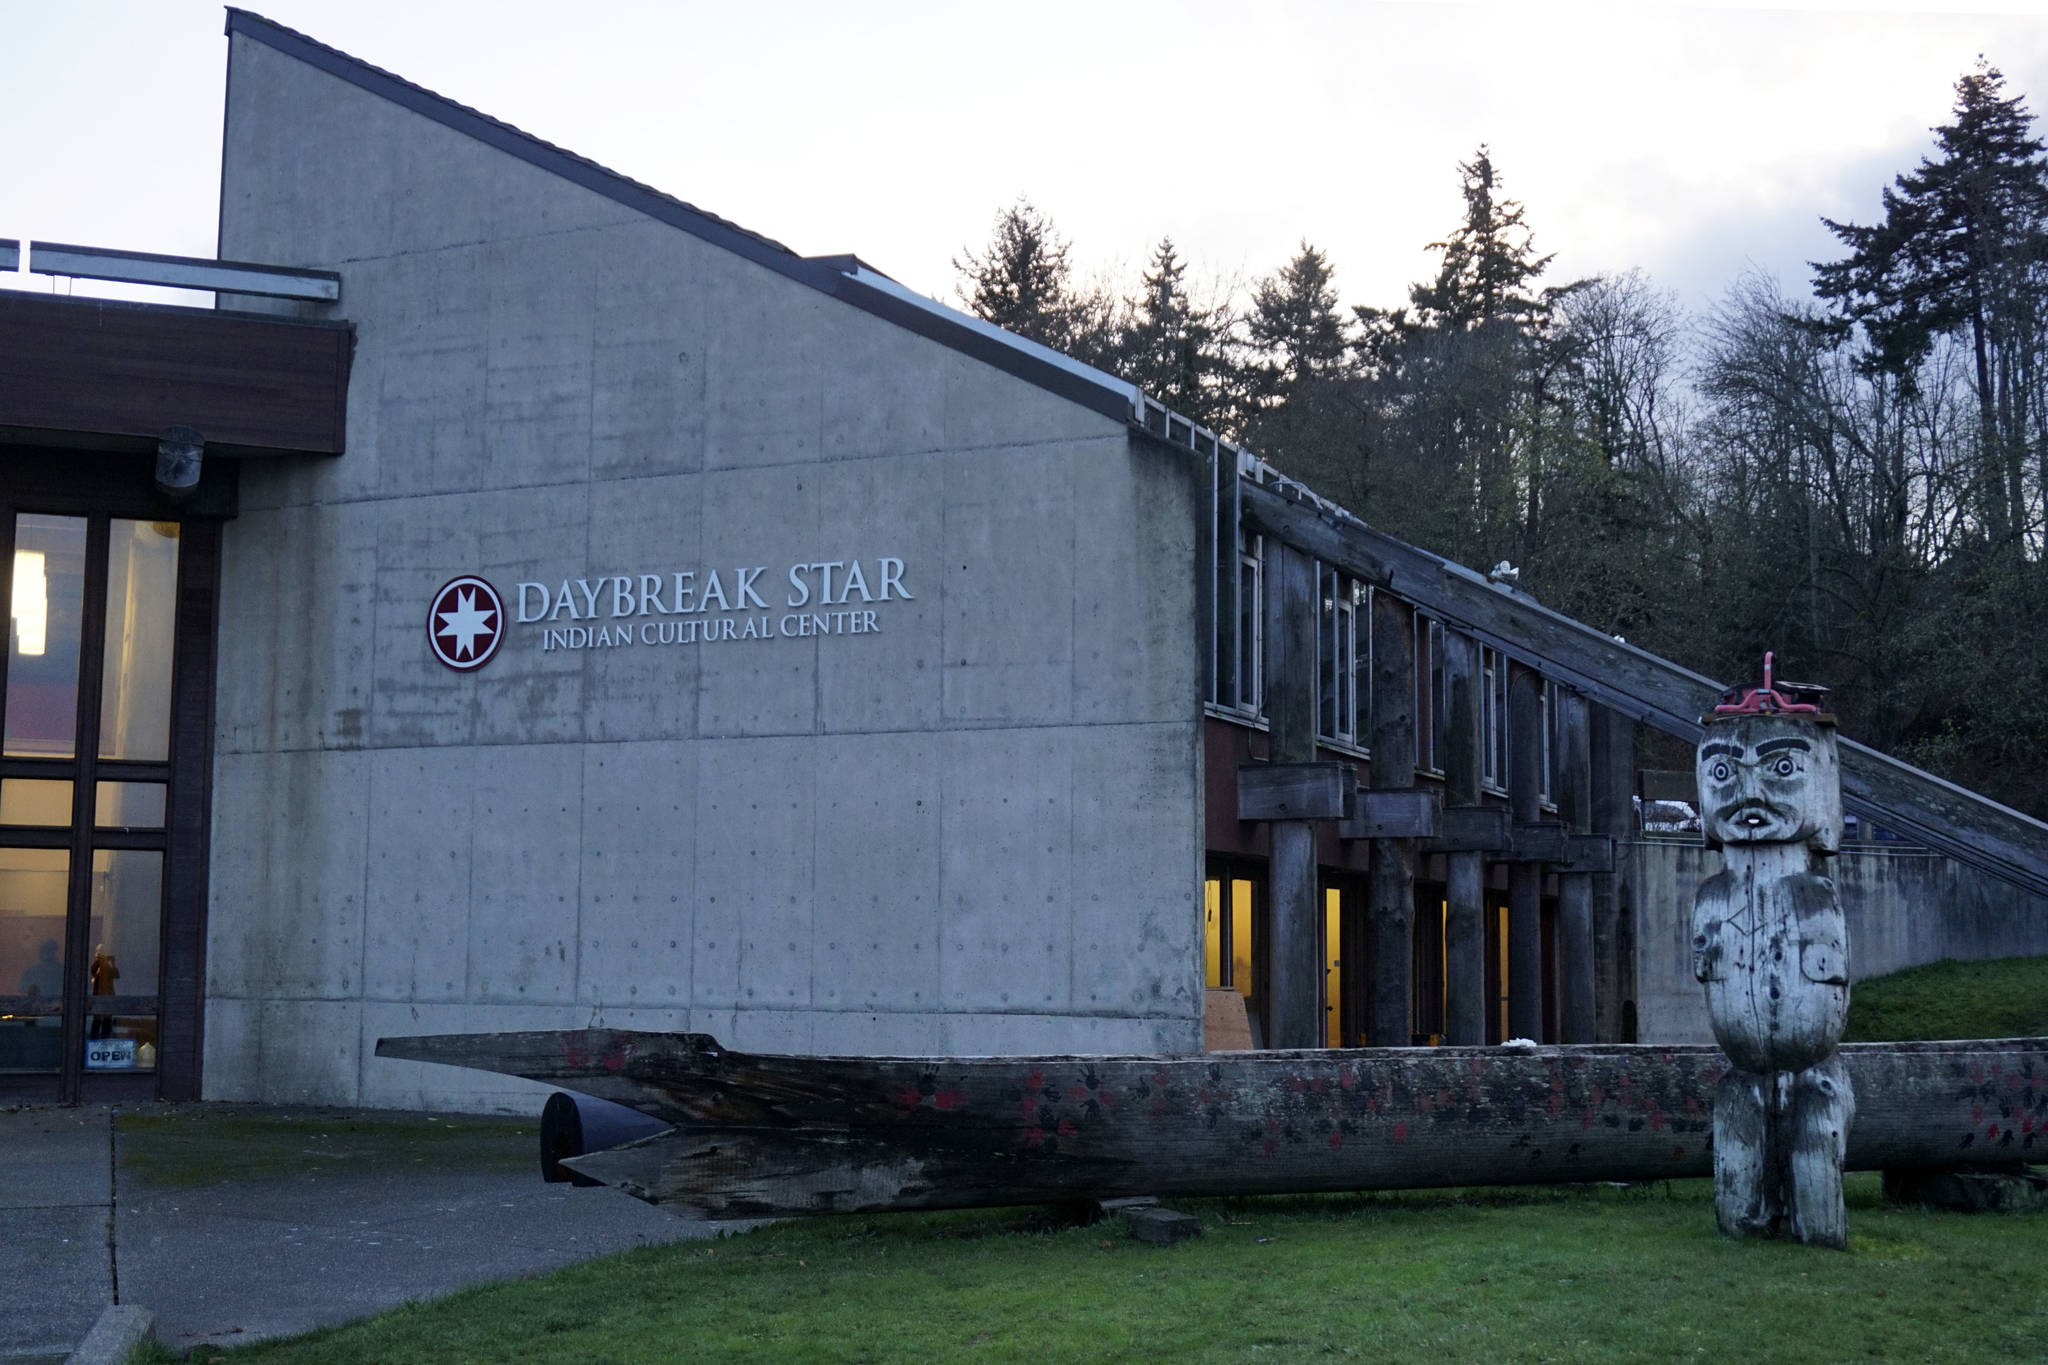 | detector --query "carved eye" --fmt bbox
[1774,757,1796,777]
[1710,761,1732,783]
